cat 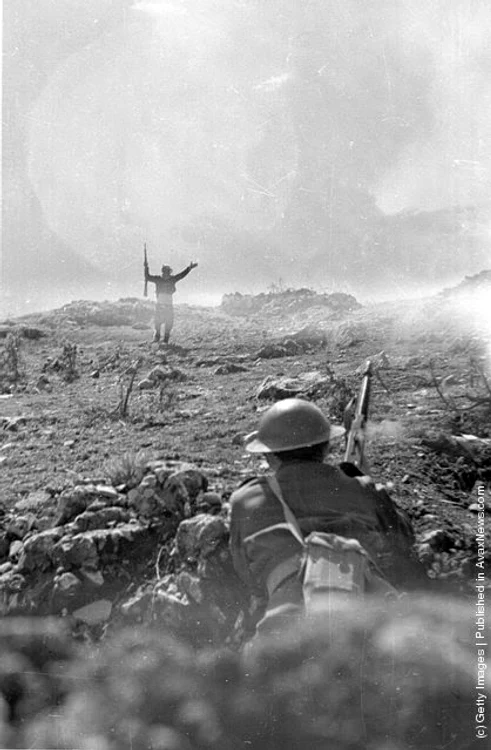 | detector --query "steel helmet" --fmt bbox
[245,398,345,453]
